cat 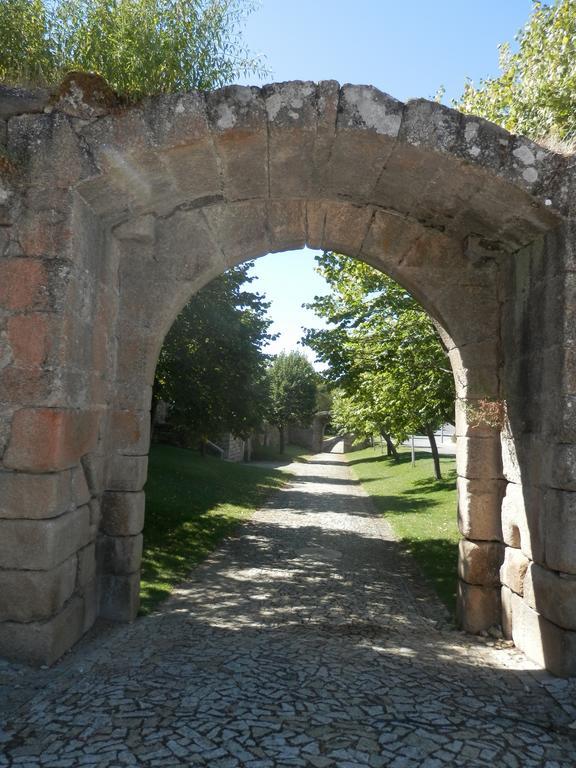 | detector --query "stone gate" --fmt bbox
[0,78,575,674]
